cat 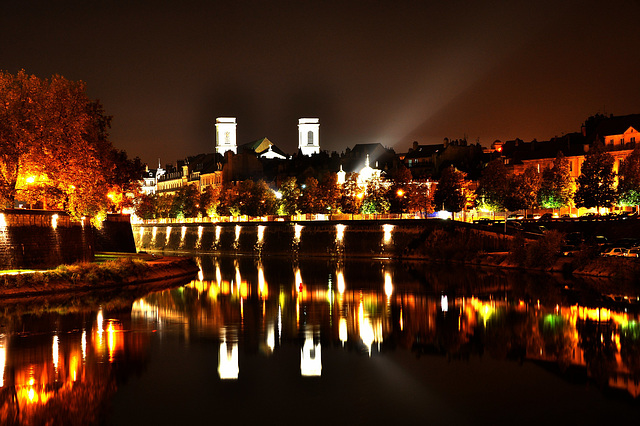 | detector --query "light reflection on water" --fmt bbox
[0,255,638,424]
